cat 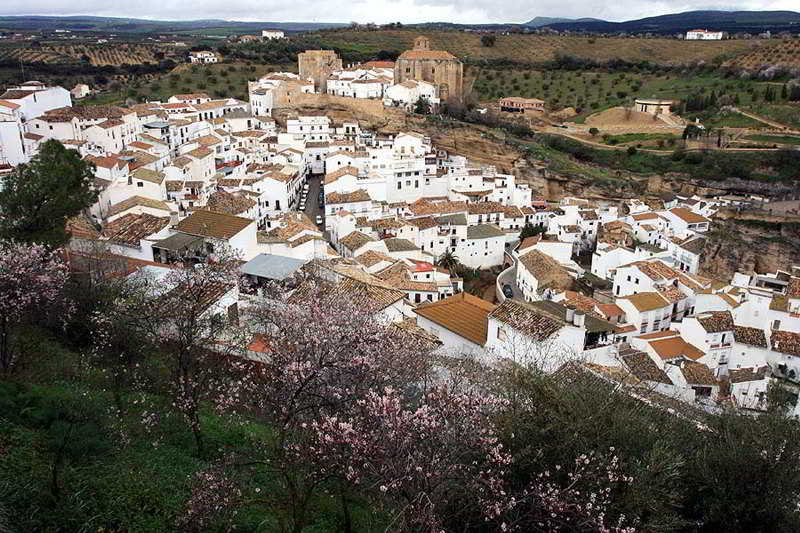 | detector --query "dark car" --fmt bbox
[502,284,514,298]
